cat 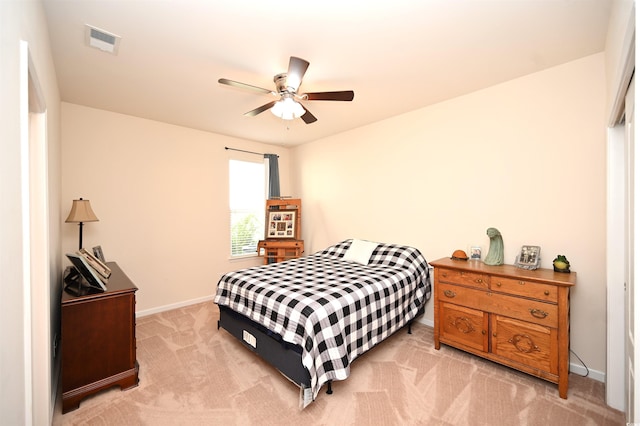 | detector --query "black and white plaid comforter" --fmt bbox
[214,239,431,405]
